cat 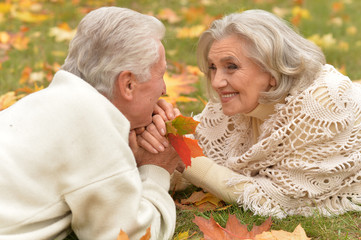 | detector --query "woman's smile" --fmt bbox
[219,92,239,103]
